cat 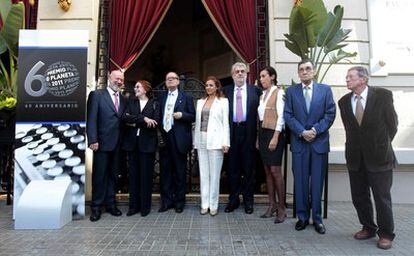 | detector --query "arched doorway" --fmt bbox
[96,0,269,195]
